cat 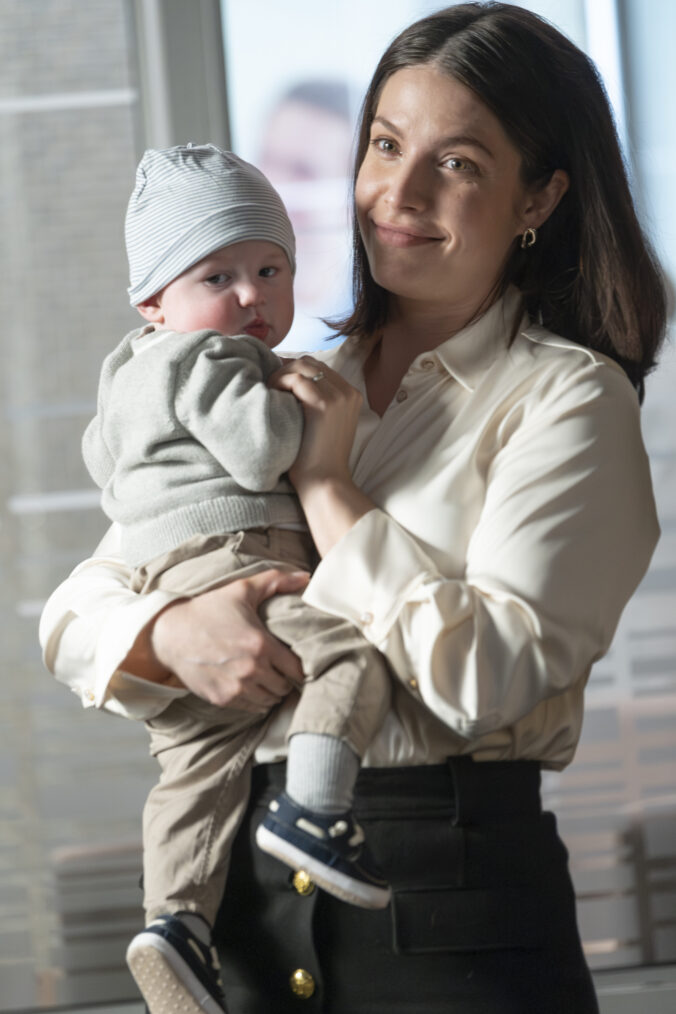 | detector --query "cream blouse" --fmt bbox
[39,289,659,771]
